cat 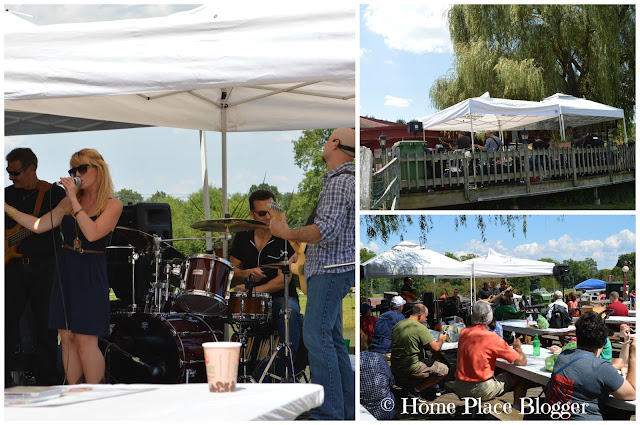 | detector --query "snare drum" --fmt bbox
[228,292,272,322]
[177,254,234,315]
[107,313,217,384]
